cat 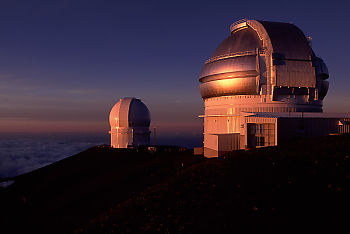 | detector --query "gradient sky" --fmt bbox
[0,0,349,135]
